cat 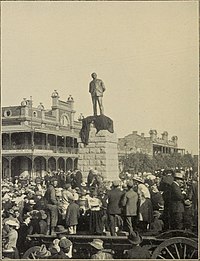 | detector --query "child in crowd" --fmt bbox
[65,195,80,234]
[150,210,164,233]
